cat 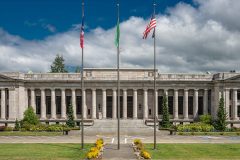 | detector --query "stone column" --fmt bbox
[233,89,238,120]
[8,89,16,120]
[61,89,66,119]
[82,89,87,119]
[193,89,199,119]
[133,89,138,119]
[30,88,36,112]
[1,89,6,119]
[155,90,158,118]
[71,88,77,119]
[123,89,127,119]
[102,89,107,119]
[143,89,148,119]
[24,88,28,112]
[92,89,96,119]
[40,88,46,119]
[112,89,117,119]
[174,89,178,119]
[203,89,208,114]
[213,86,220,118]
[225,88,230,120]
[183,89,189,119]
[51,88,56,119]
